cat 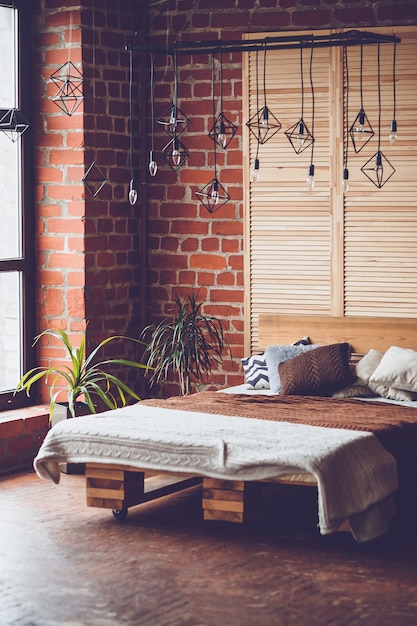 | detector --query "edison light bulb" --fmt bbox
[389,120,398,145]
[211,180,219,205]
[296,121,305,150]
[374,152,383,186]
[356,110,366,134]
[148,151,158,177]
[252,158,260,183]
[342,168,349,193]
[171,139,181,167]
[168,105,177,134]
[261,106,269,128]
[306,164,315,191]
[218,120,227,148]
[129,179,138,205]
